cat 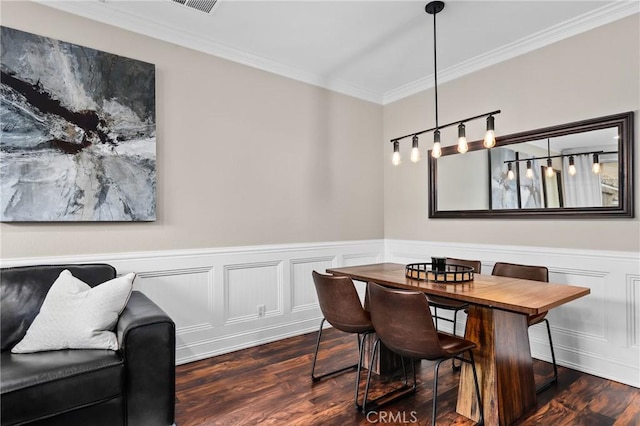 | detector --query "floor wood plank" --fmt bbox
[176,328,639,425]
